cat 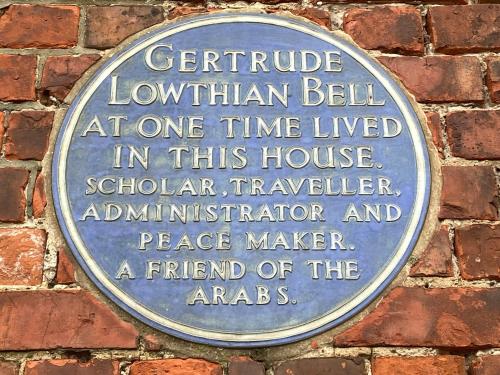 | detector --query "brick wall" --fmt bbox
[0,1,498,374]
